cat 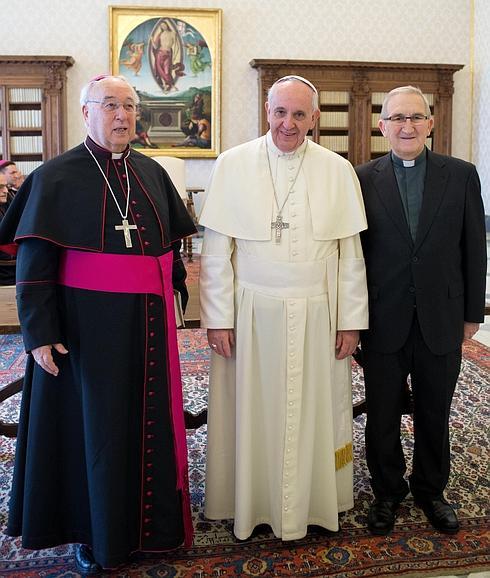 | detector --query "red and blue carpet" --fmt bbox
[0,331,488,577]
